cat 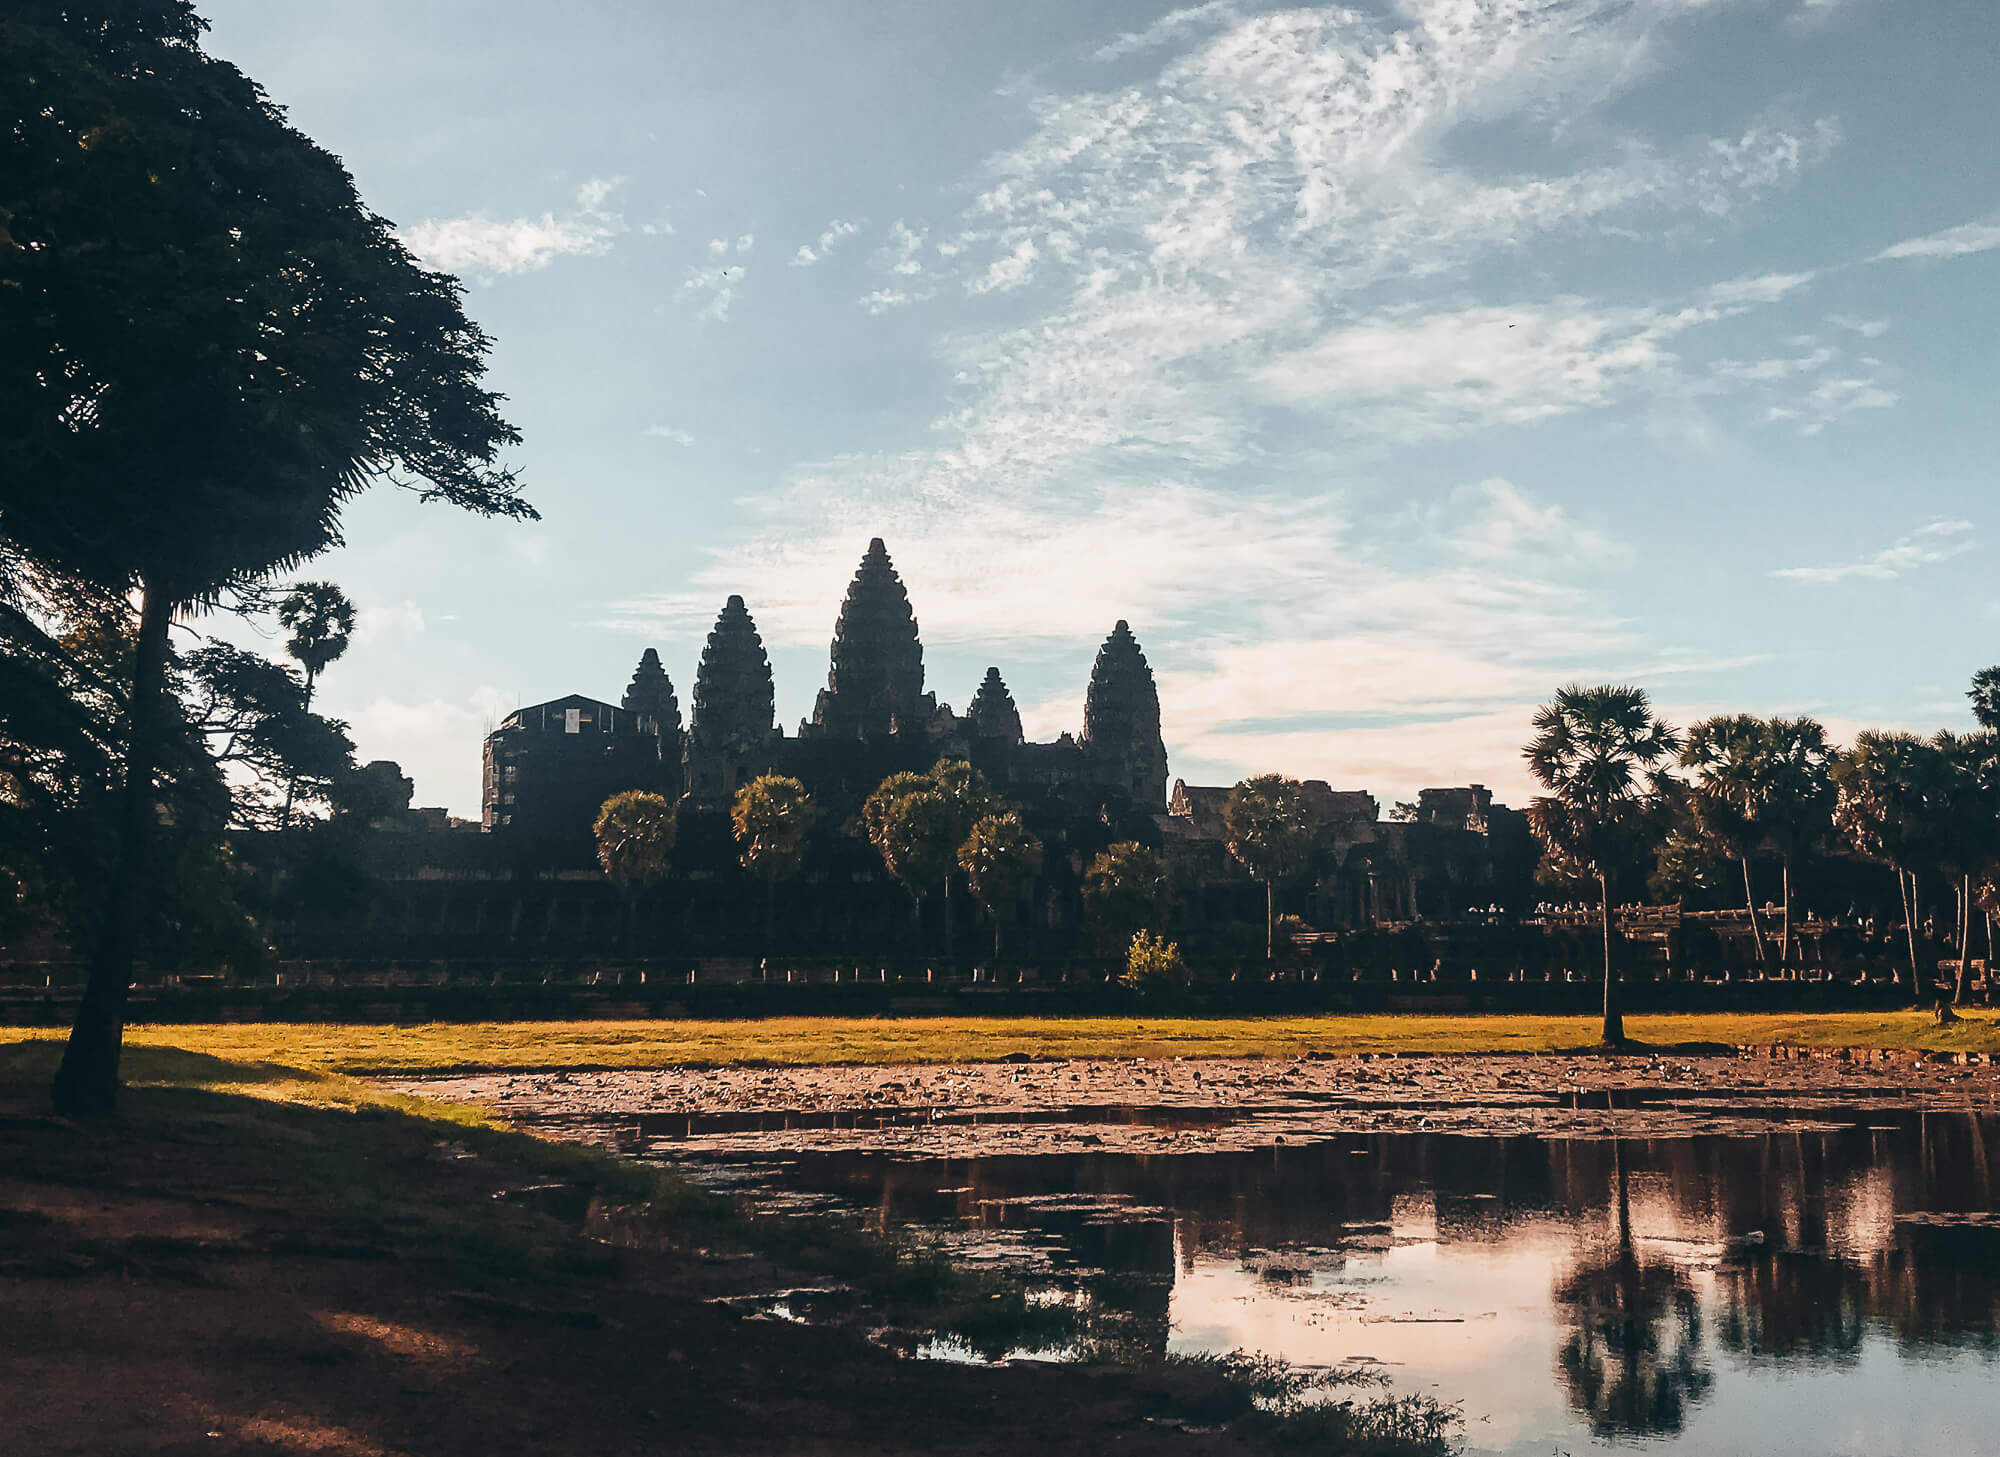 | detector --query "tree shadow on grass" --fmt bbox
[0,1038,314,1092]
